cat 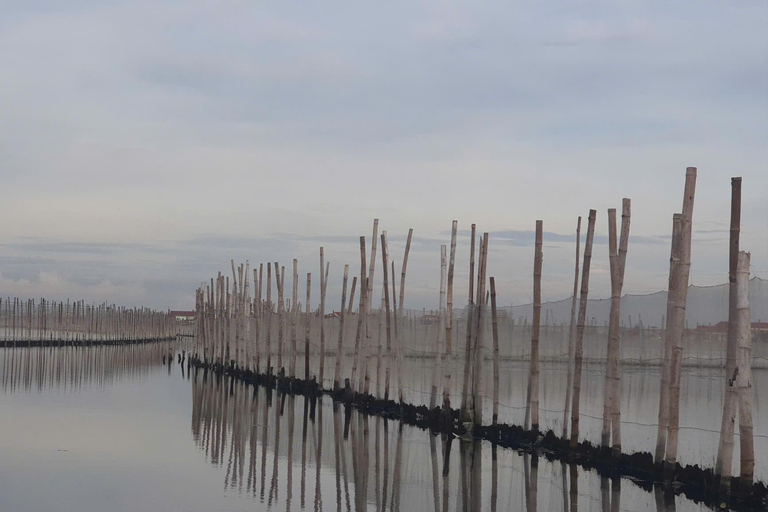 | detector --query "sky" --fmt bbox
[0,1,766,311]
